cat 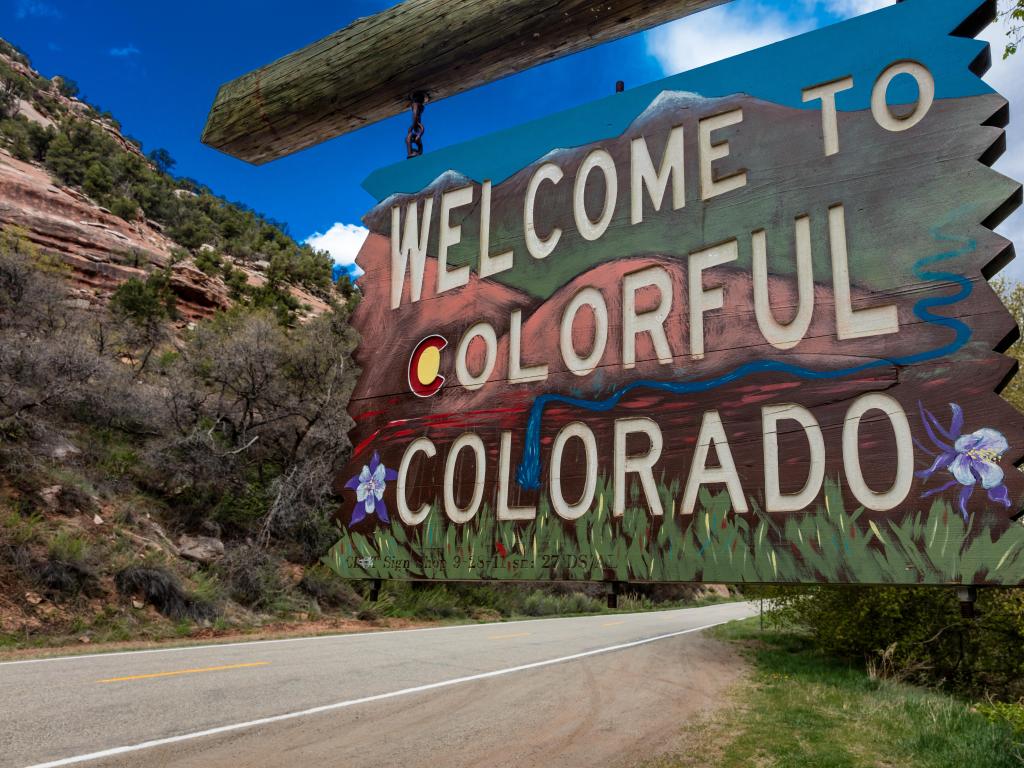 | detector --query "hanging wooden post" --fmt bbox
[201,0,730,164]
